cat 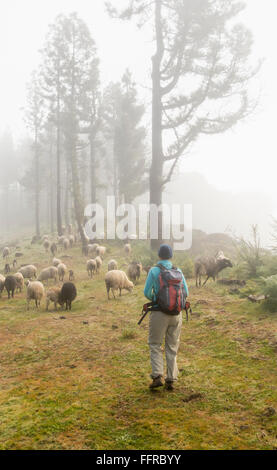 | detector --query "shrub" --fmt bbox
[262,275,277,313]
[121,328,136,340]
[180,258,194,279]
[236,225,264,278]
[257,254,277,278]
